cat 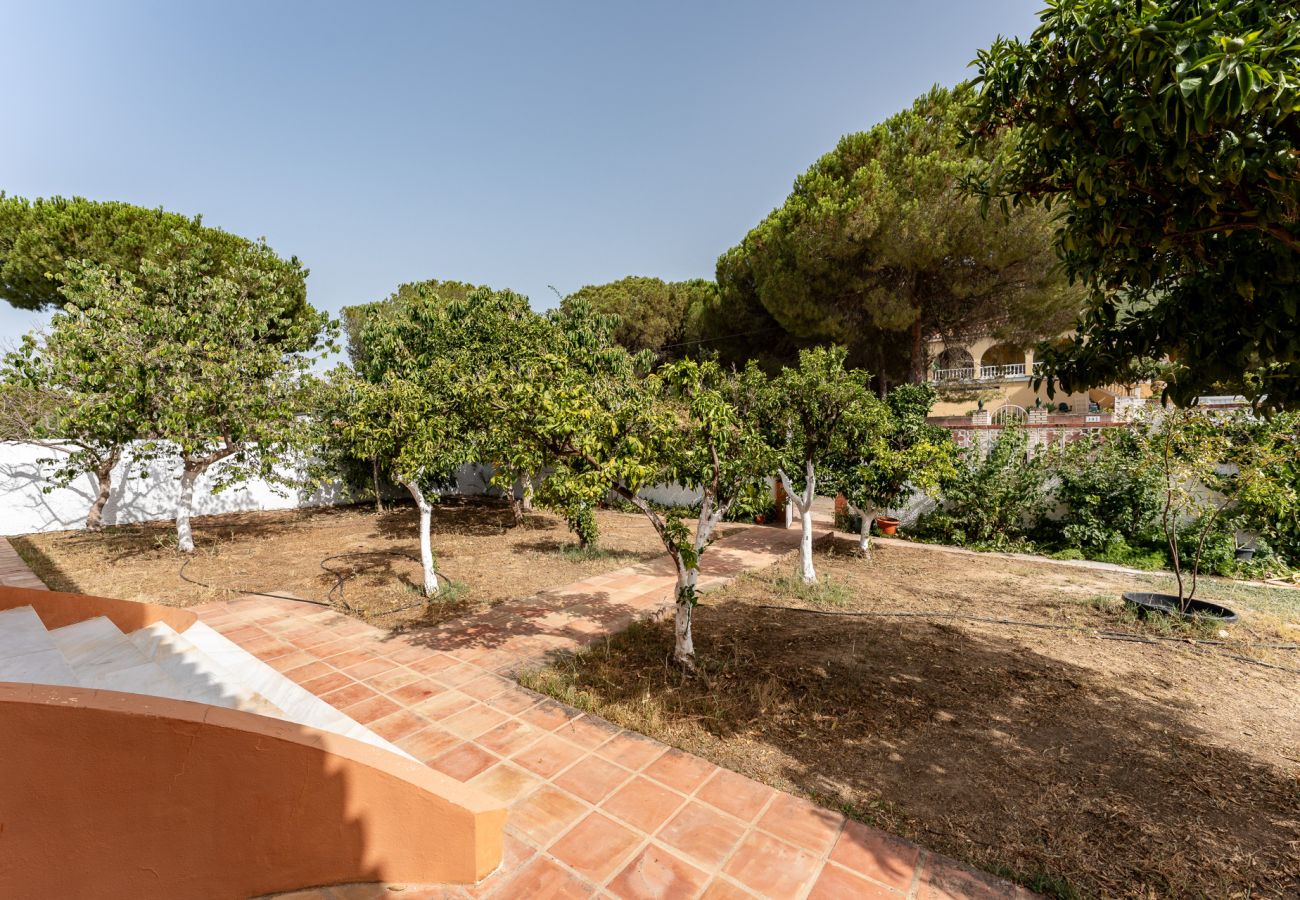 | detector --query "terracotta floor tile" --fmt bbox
[917,854,1016,900]
[642,748,716,795]
[428,743,499,783]
[283,660,334,685]
[408,652,463,675]
[430,661,484,687]
[548,812,642,883]
[489,687,541,715]
[342,693,401,725]
[364,666,420,694]
[266,649,316,673]
[596,733,666,772]
[486,856,592,900]
[387,679,446,707]
[552,714,619,751]
[368,708,429,742]
[600,776,687,834]
[699,878,758,899]
[459,673,515,701]
[509,785,589,846]
[342,656,399,681]
[517,699,578,732]
[607,844,711,900]
[300,670,353,697]
[440,703,510,740]
[552,754,633,804]
[830,819,921,892]
[510,733,587,780]
[394,726,461,763]
[657,802,748,870]
[321,681,378,710]
[467,761,543,805]
[320,648,376,670]
[757,792,845,856]
[722,831,822,898]
[412,690,476,721]
[809,863,903,900]
[696,769,774,823]
[476,718,544,757]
